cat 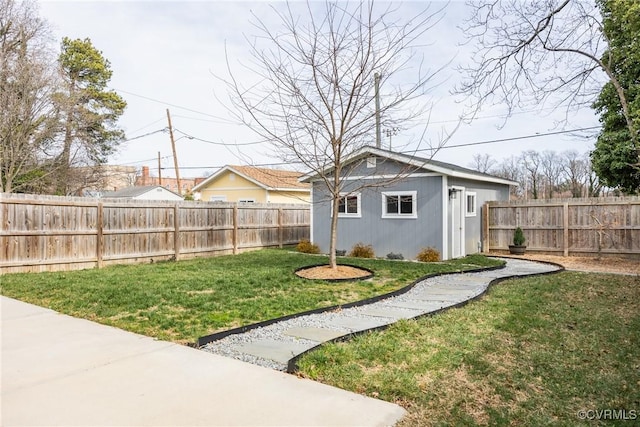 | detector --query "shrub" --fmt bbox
[296,239,320,254]
[348,243,375,258]
[386,252,404,260]
[417,247,440,262]
[513,227,526,246]
[335,249,346,256]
